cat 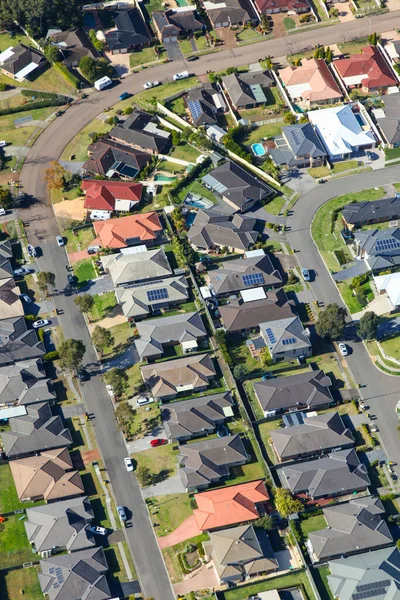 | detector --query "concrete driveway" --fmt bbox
[158,515,201,549]
[164,41,183,61]
[126,424,167,454]
[352,294,393,320]
[142,472,185,499]
[173,563,218,596]
[79,275,113,295]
